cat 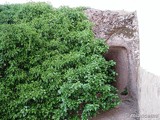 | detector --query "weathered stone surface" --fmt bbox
[139,68,160,118]
[85,9,140,120]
